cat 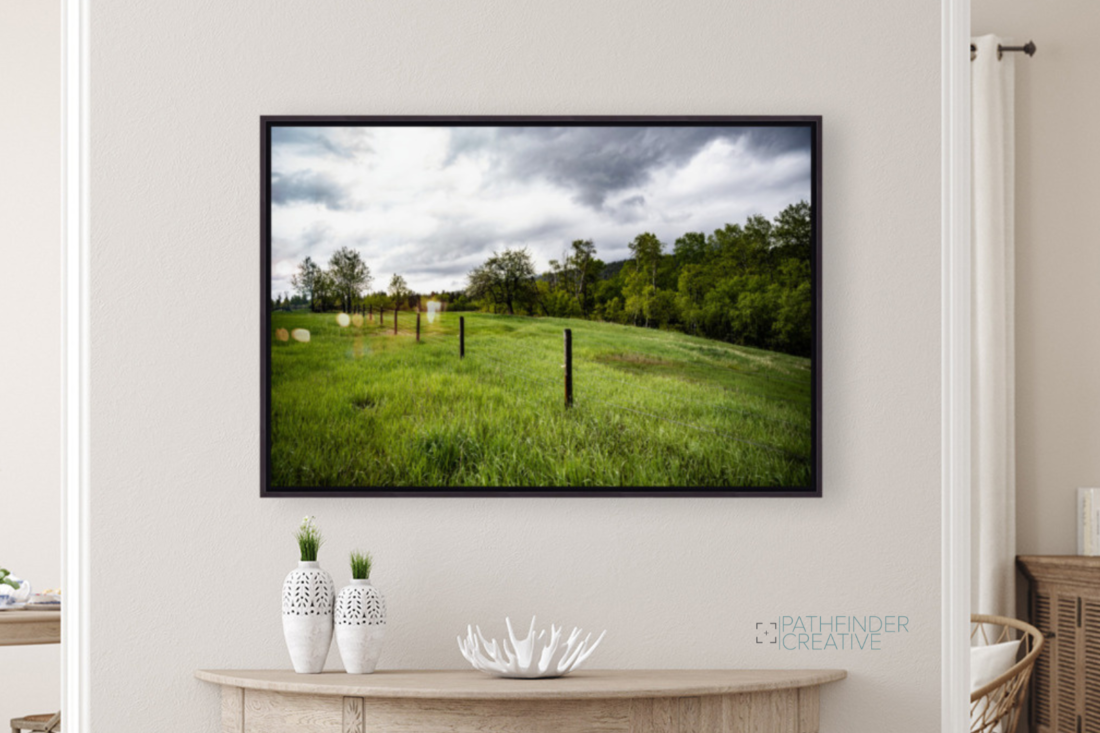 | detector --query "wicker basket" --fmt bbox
[970,614,1044,733]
